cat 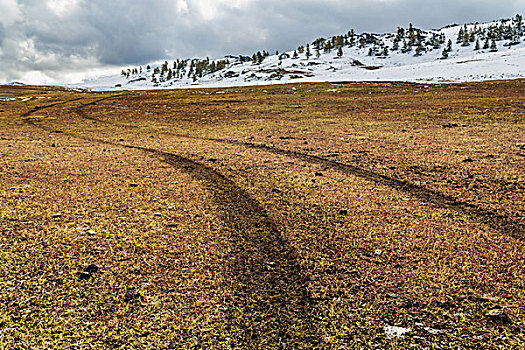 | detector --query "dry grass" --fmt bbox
[0,81,524,348]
